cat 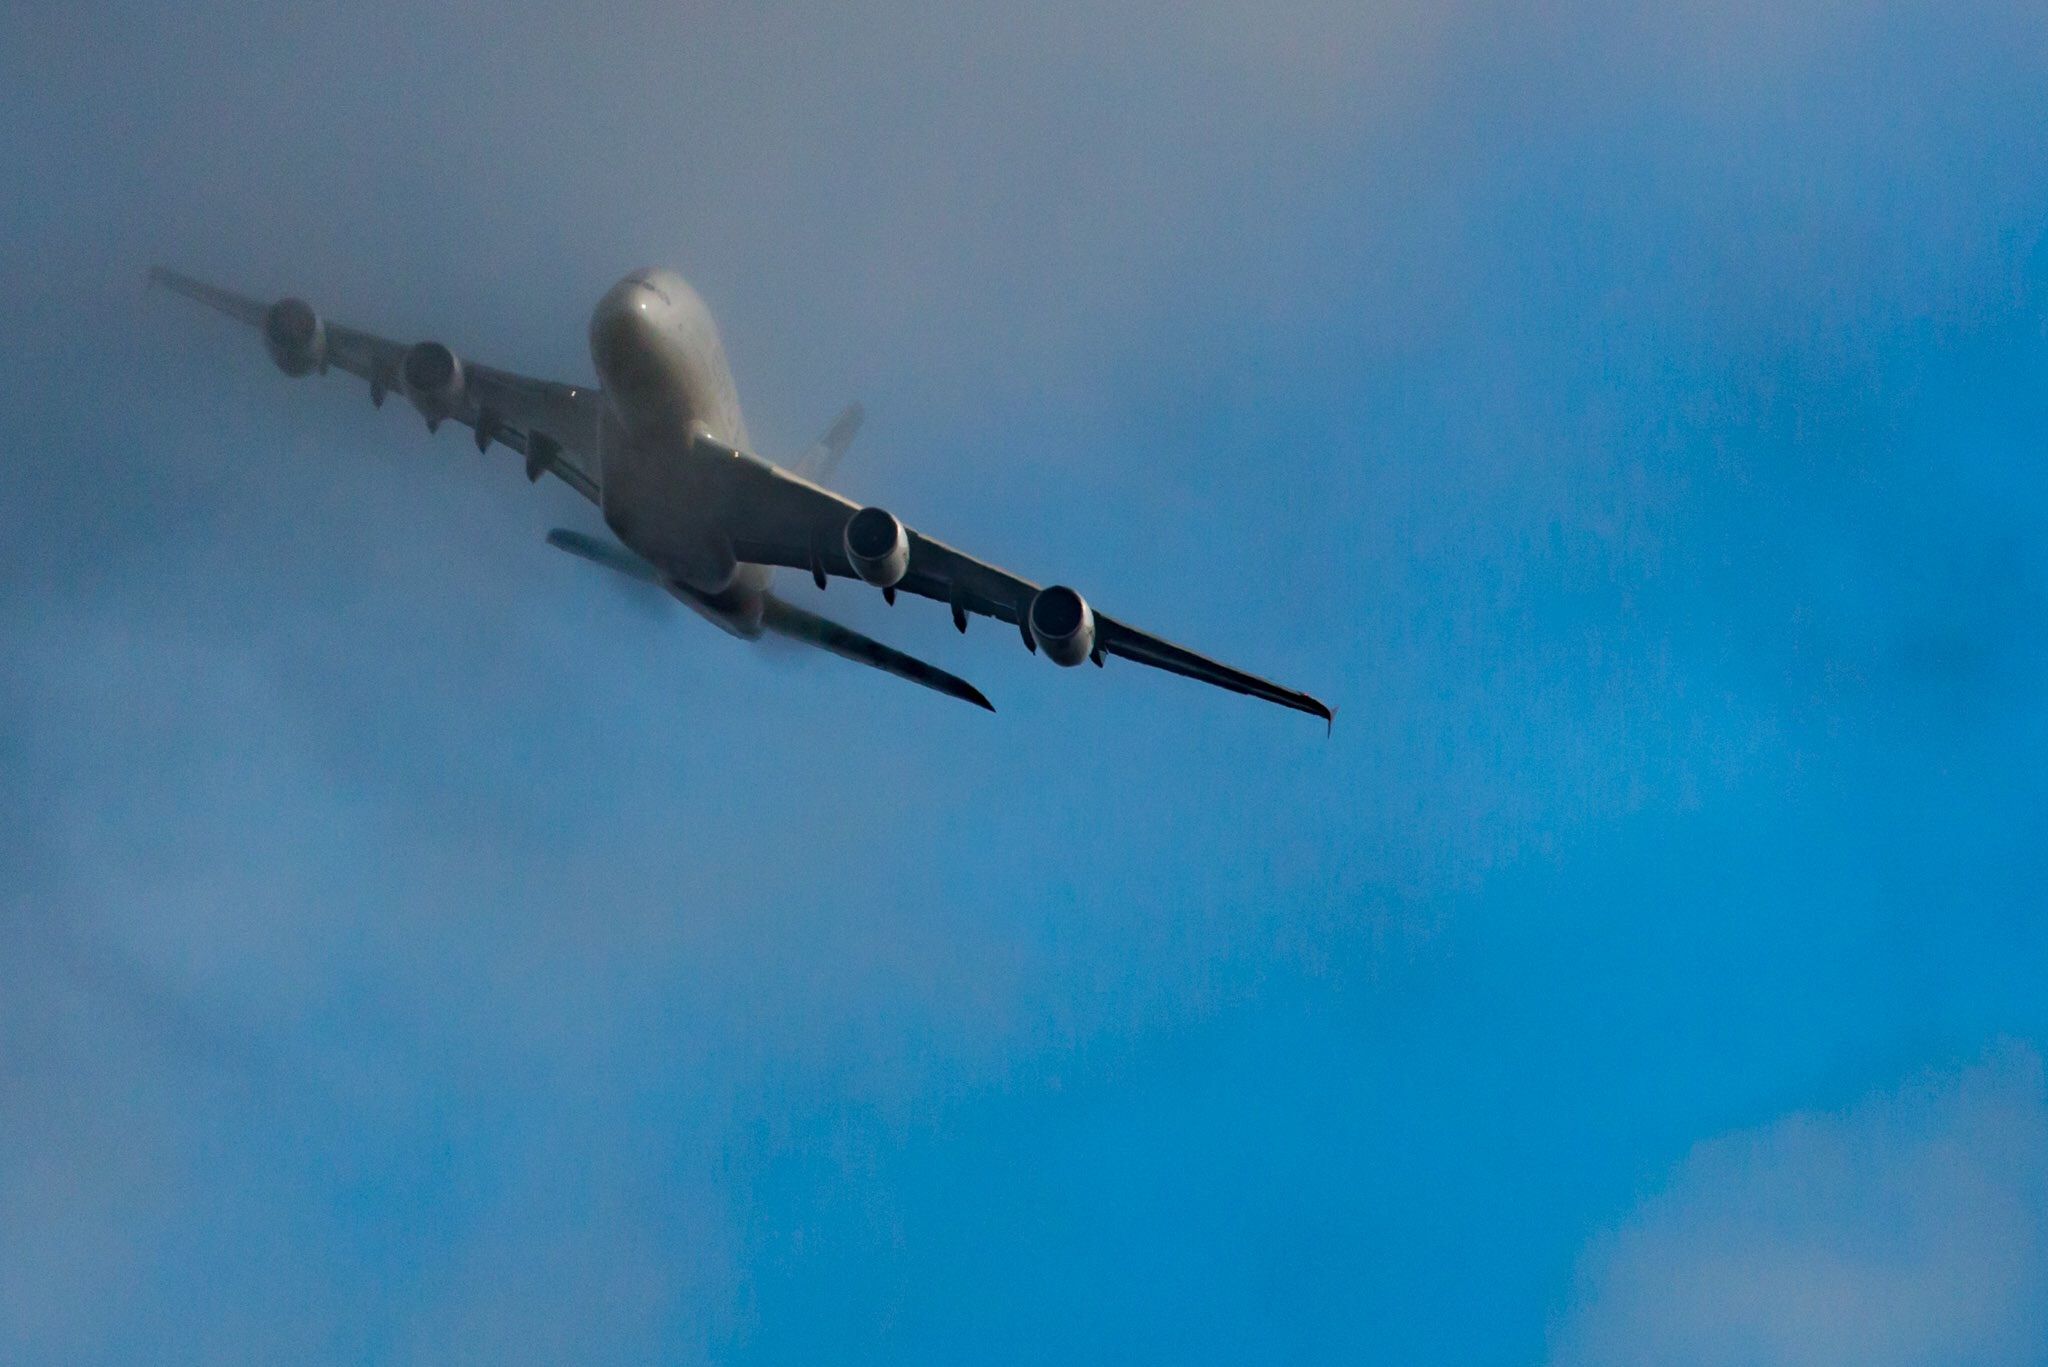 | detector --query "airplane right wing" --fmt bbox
[694,436,1333,724]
